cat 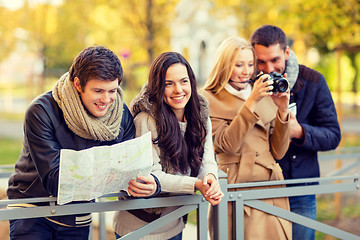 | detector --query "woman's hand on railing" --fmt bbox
[195,174,224,206]
[127,175,157,197]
